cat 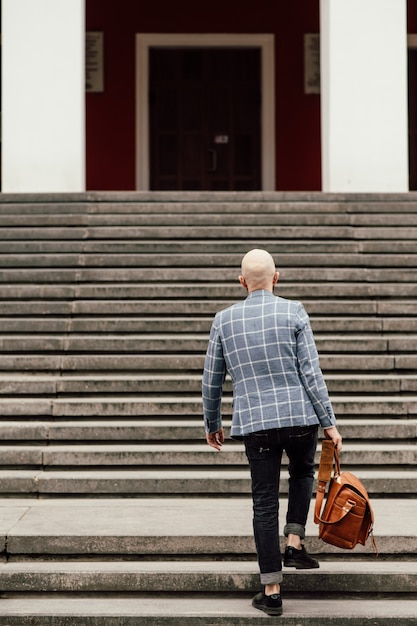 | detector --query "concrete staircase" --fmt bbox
[0,191,416,624]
